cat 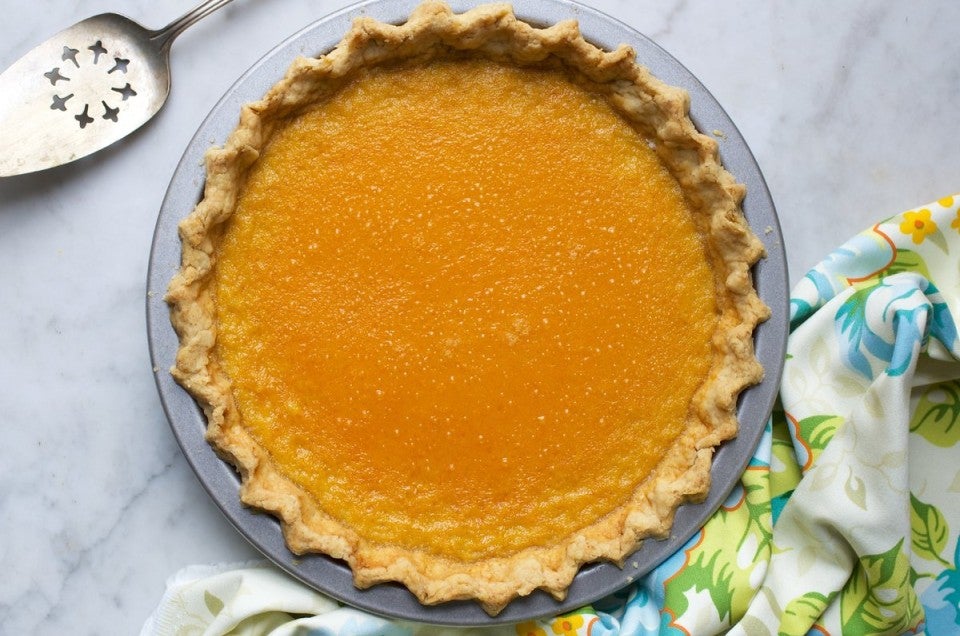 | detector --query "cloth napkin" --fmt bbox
[142,194,960,636]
